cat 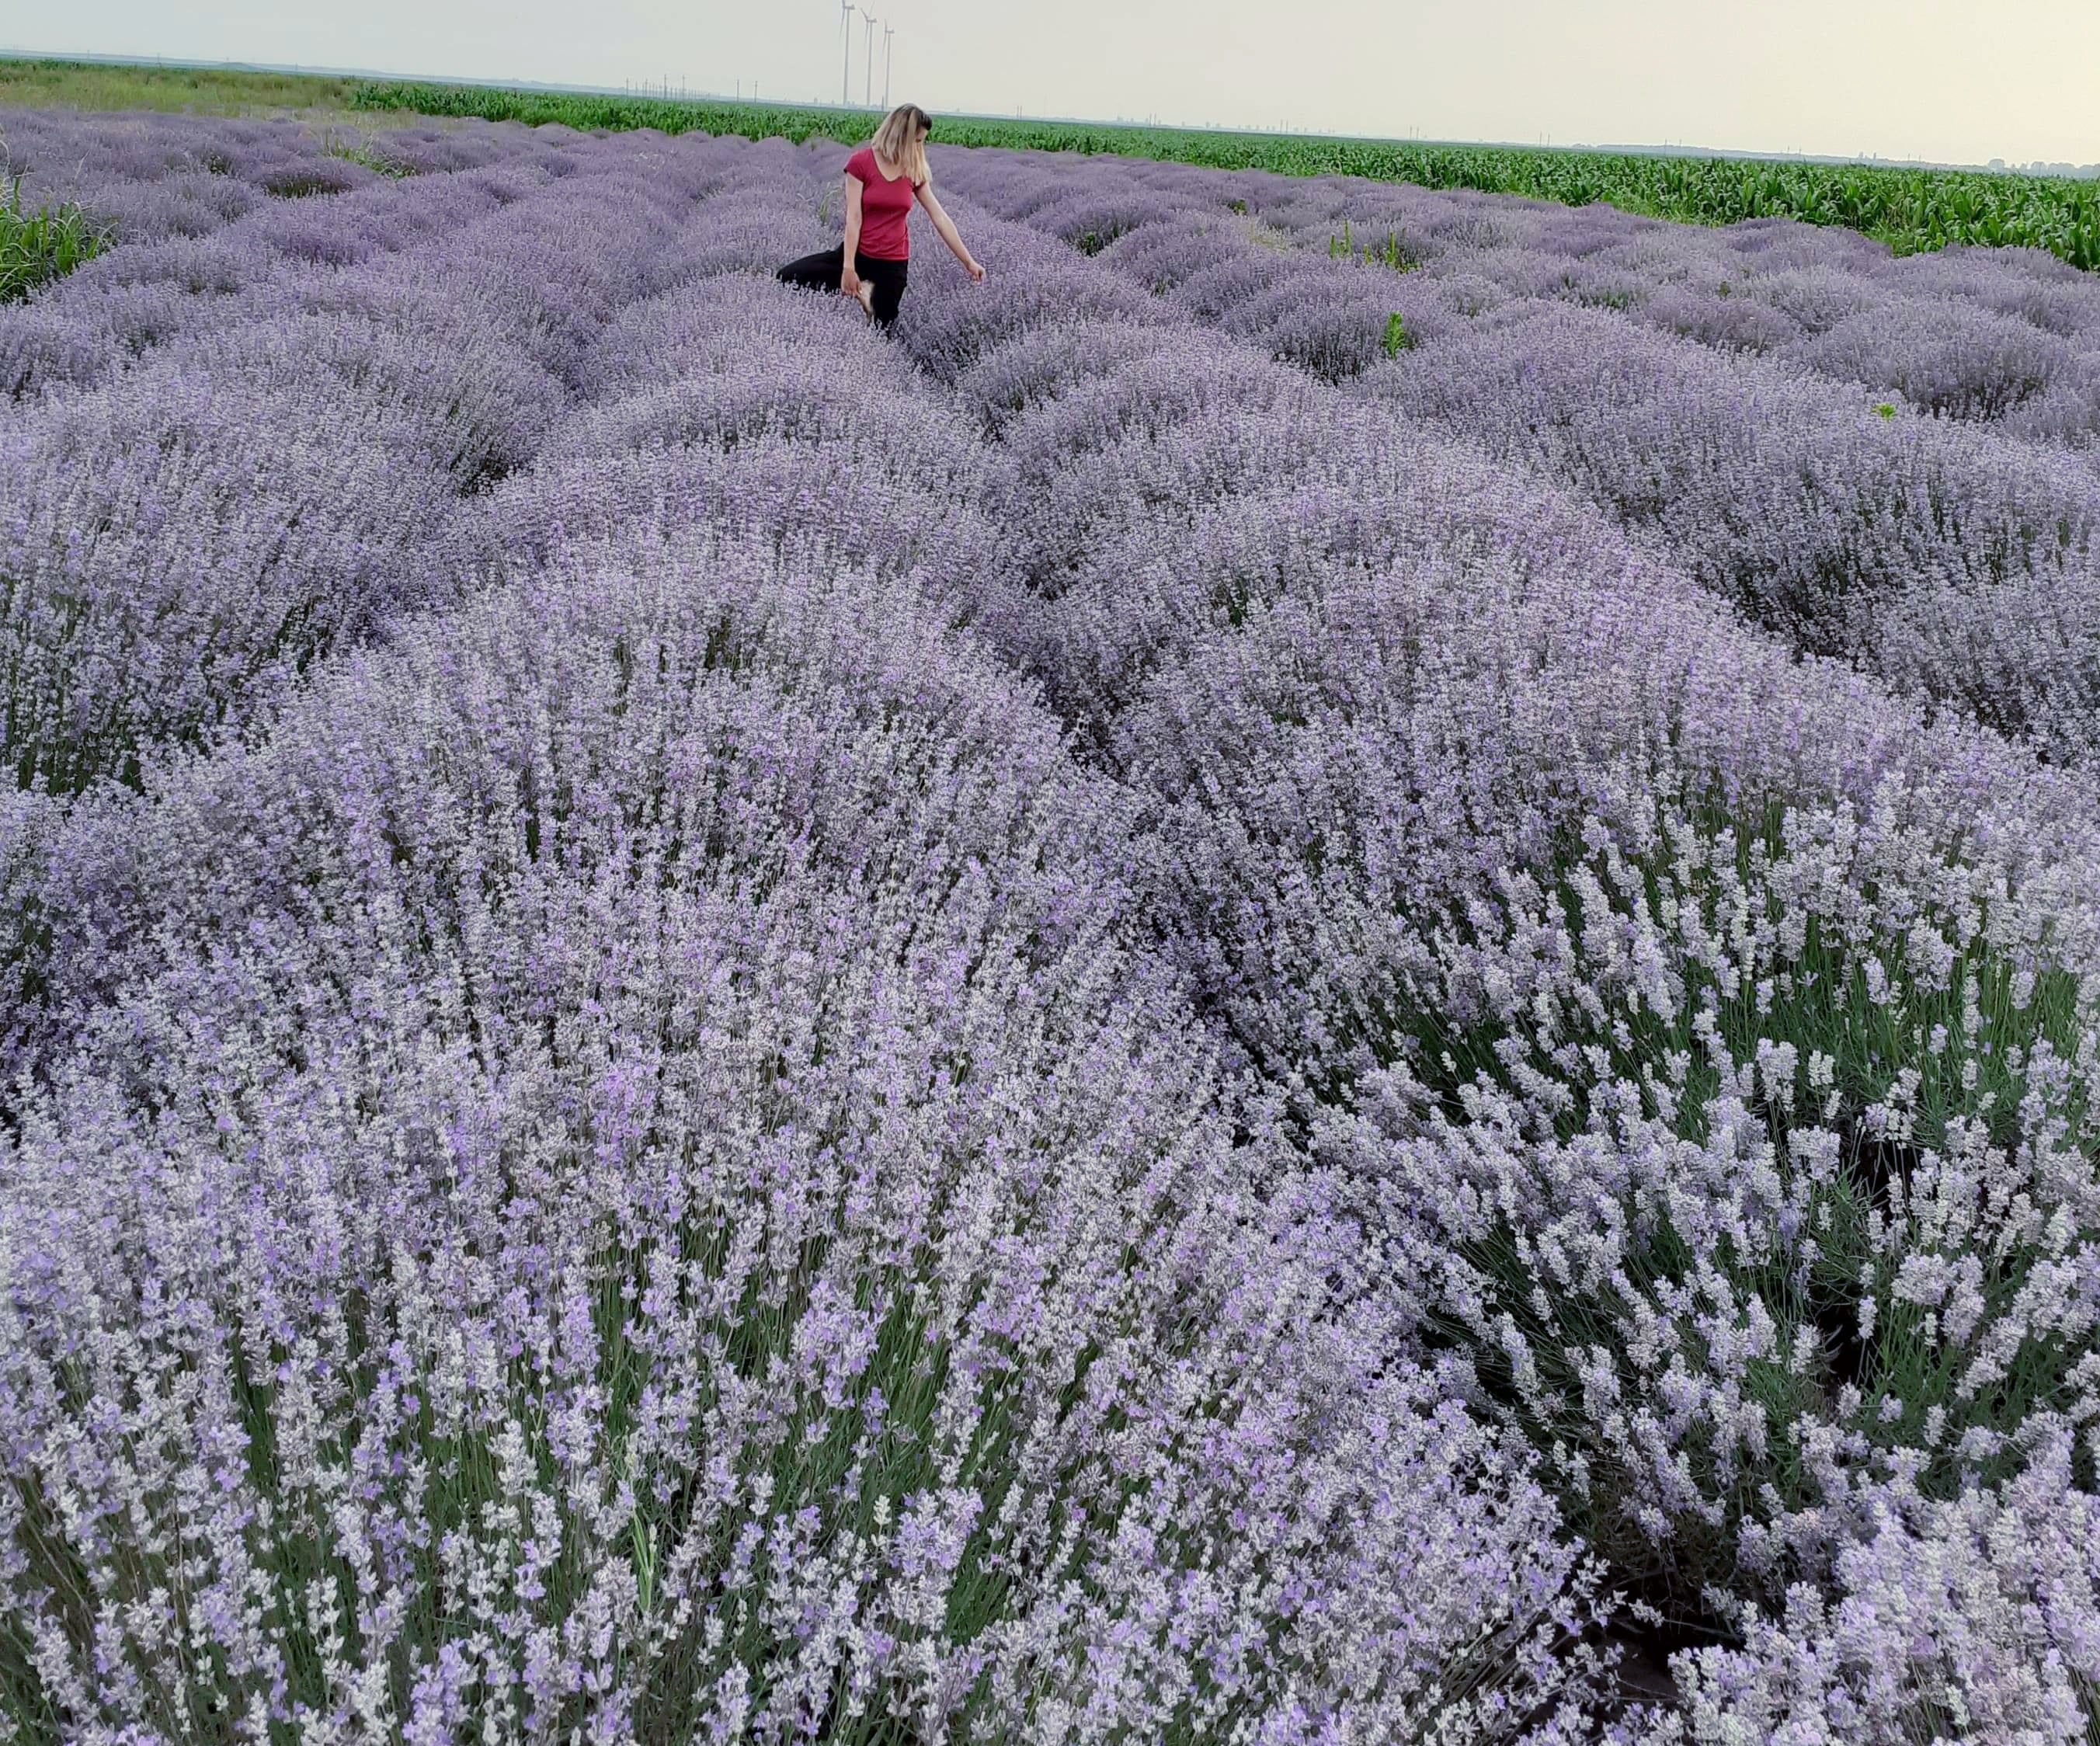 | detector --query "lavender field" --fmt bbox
[1,106,2098,1744]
